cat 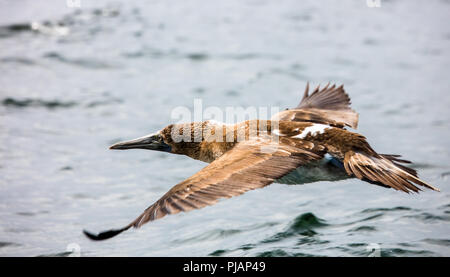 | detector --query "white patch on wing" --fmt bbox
[293,124,330,139]
[324,153,333,161]
[272,129,284,136]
